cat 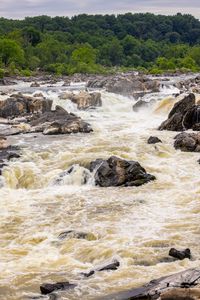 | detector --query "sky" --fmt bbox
[0,0,200,19]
